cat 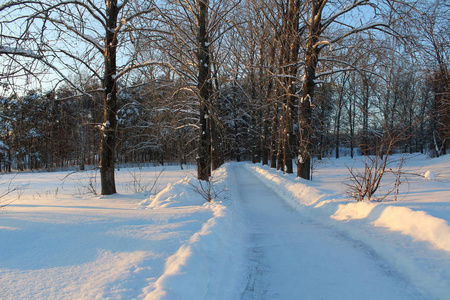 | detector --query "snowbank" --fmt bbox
[142,165,246,300]
[146,202,245,300]
[246,163,450,299]
[246,163,450,252]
